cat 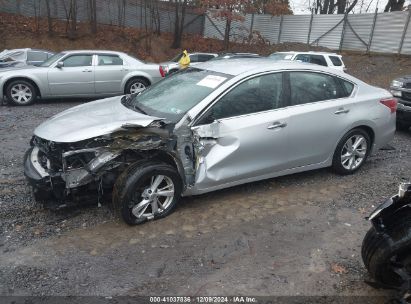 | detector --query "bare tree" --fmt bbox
[384,0,405,11]
[61,0,78,38]
[32,0,42,32]
[117,0,126,28]
[88,0,97,33]
[171,0,188,49]
[312,0,359,13]
[45,0,53,34]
